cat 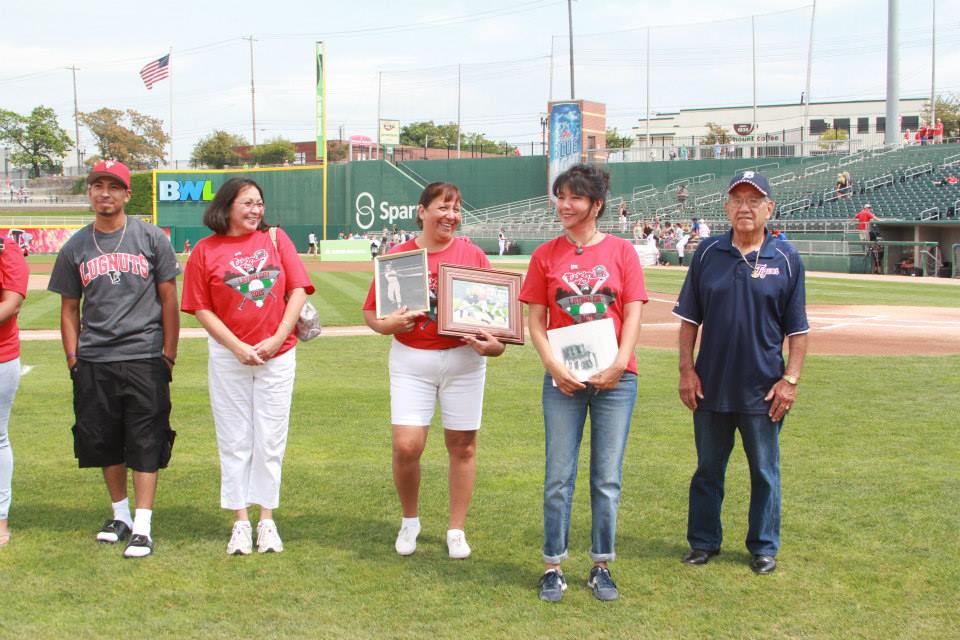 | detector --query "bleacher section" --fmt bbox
[460,144,960,242]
